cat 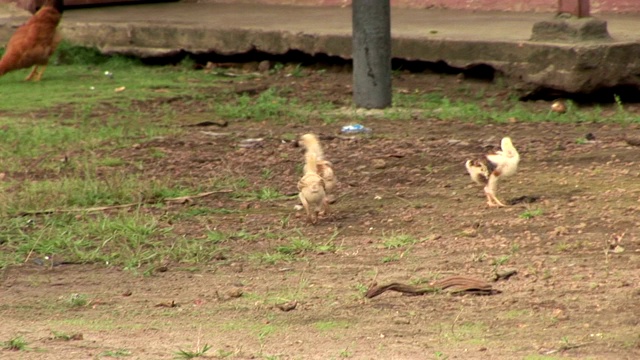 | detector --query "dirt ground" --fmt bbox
[2,67,640,360]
